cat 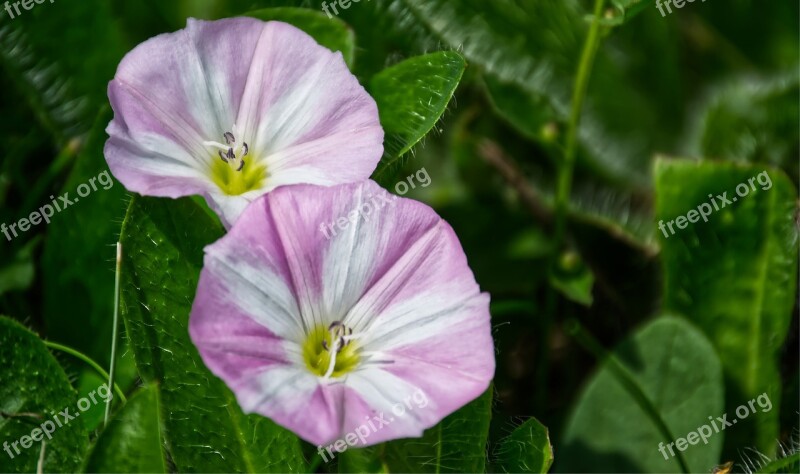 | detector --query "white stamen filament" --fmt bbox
[323,338,342,379]
[202,140,230,152]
